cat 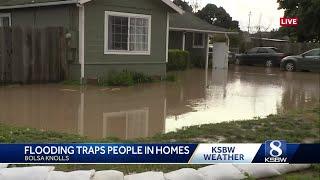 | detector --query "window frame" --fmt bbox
[104,11,151,55]
[192,32,205,48]
[0,13,11,27]
[257,48,269,54]
[247,47,258,54]
[303,49,320,57]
